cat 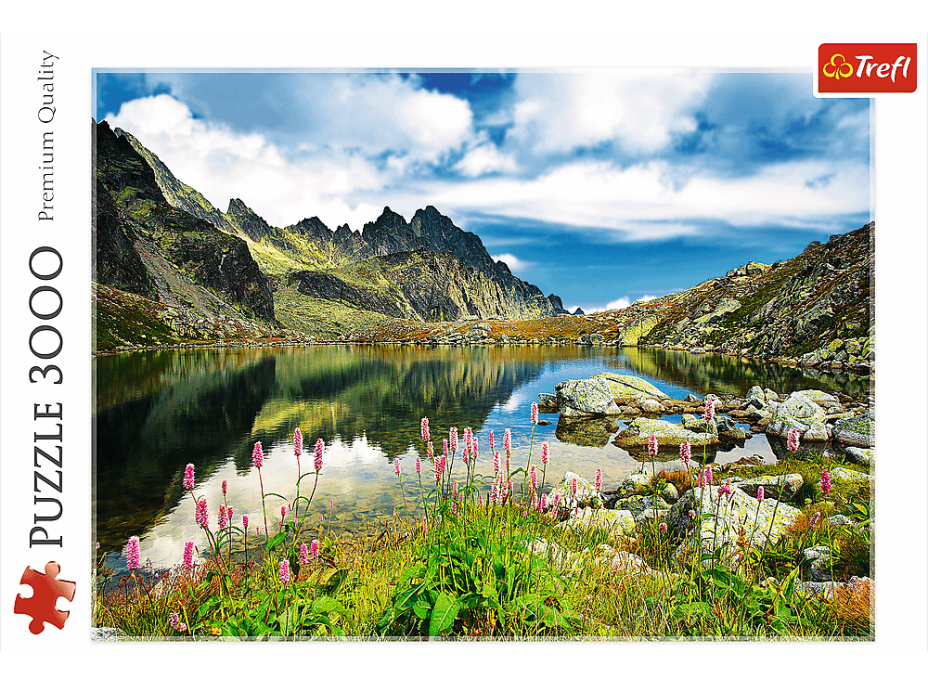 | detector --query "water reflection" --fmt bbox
[94,344,867,569]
